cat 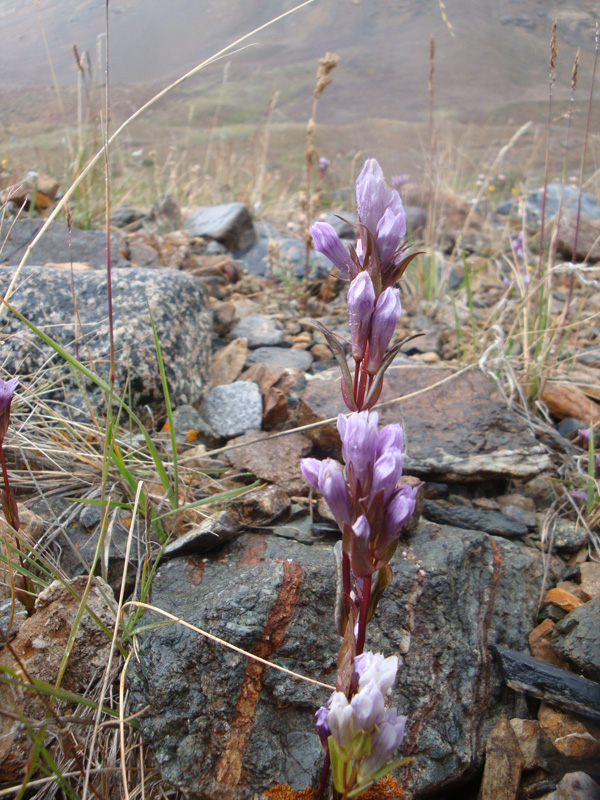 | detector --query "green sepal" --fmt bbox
[328,734,350,794]
[346,756,415,798]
